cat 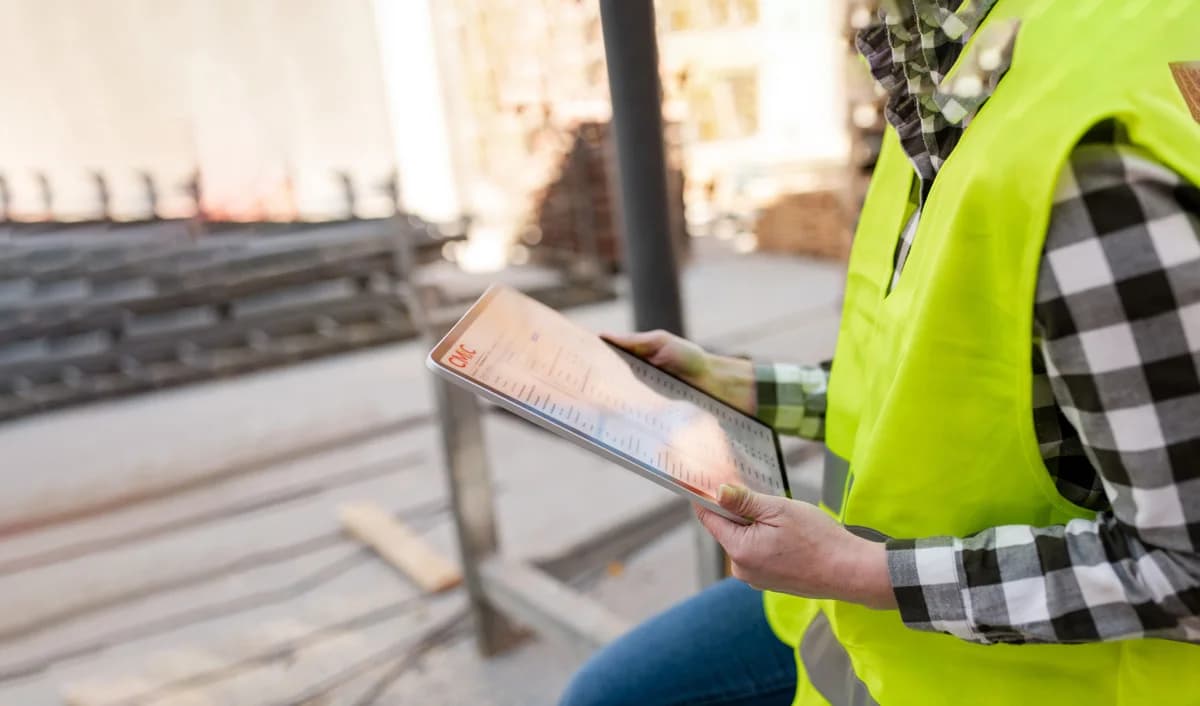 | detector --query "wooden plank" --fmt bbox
[339,502,461,593]
[479,557,631,653]
[0,452,435,655]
